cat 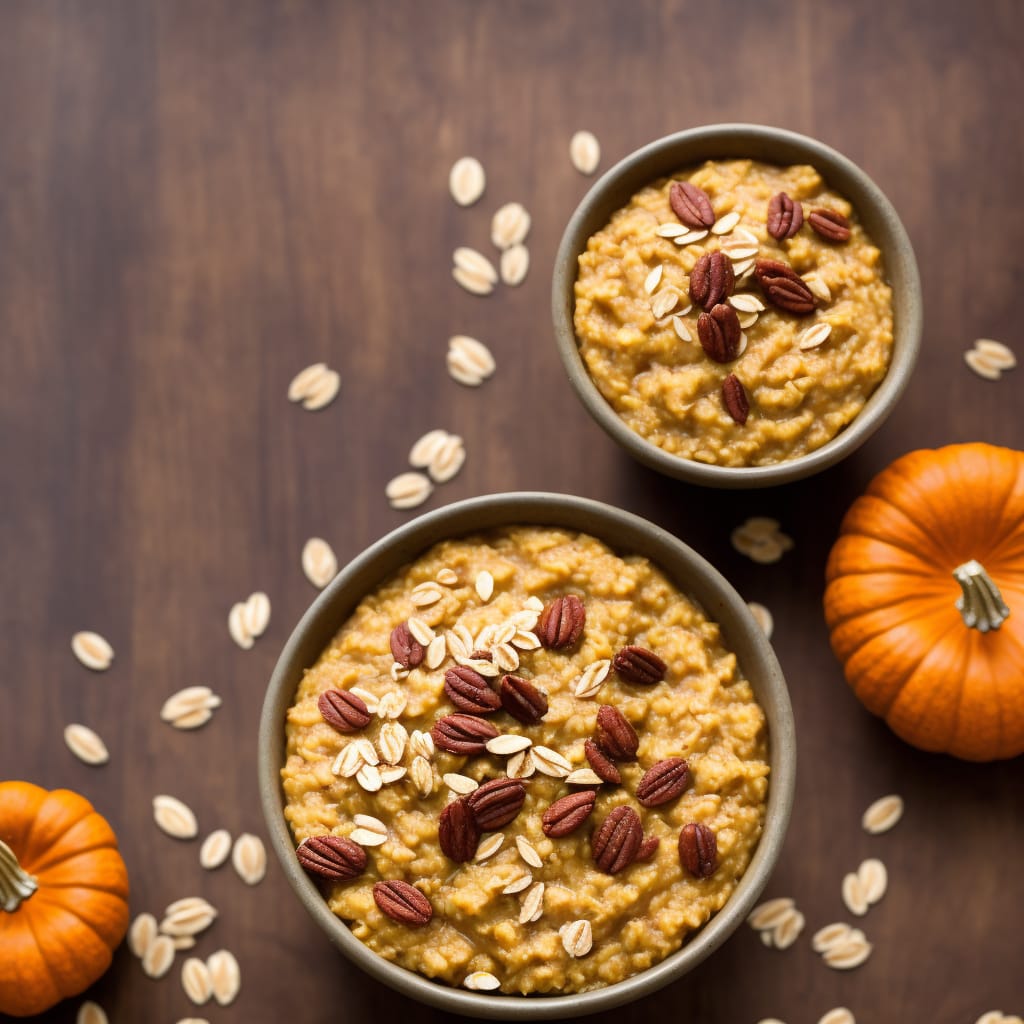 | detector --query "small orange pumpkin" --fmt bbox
[824,443,1024,761]
[0,781,130,1017]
